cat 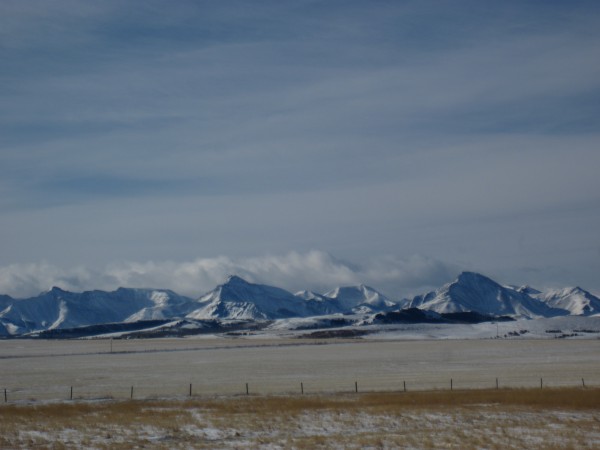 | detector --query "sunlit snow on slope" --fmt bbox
[533,287,600,316]
[408,272,565,318]
[48,300,68,330]
[324,284,396,312]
